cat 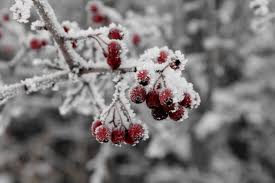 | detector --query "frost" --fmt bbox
[10,0,33,23]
